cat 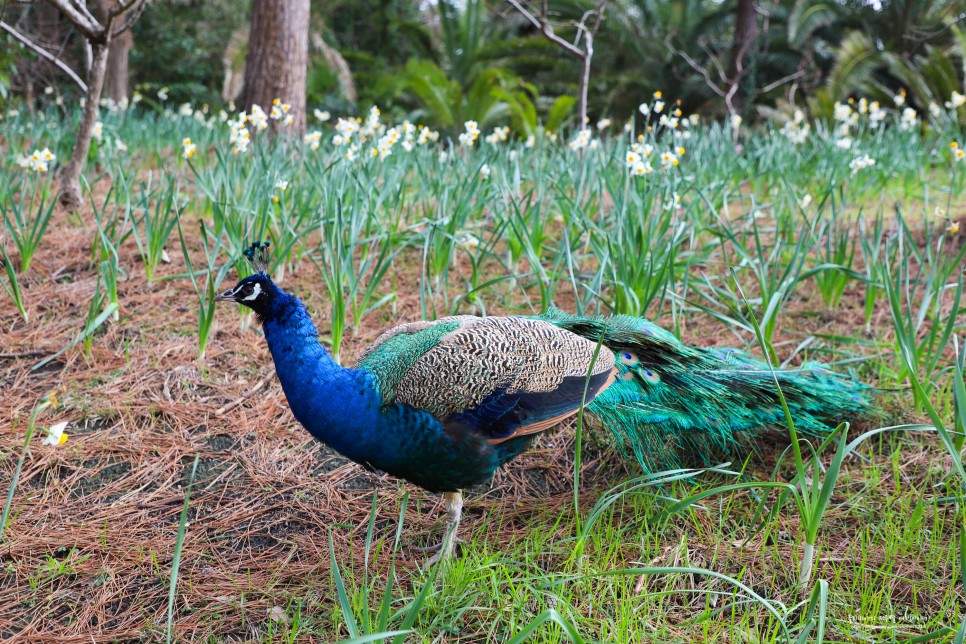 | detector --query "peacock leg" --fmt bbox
[421,491,464,565]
